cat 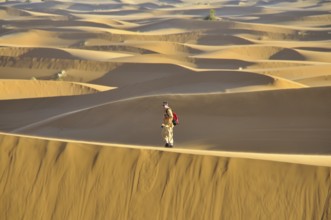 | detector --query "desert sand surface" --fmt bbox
[0,0,331,219]
[1,133,331,220]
